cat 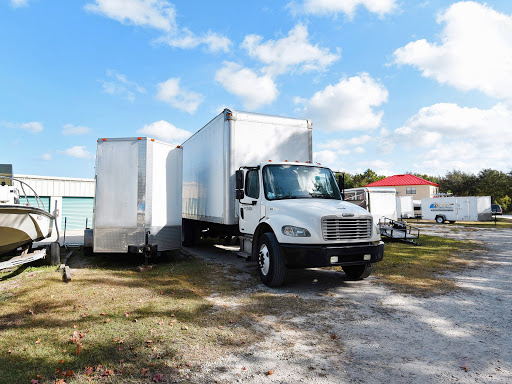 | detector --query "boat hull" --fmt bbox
[0,206,54,255]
